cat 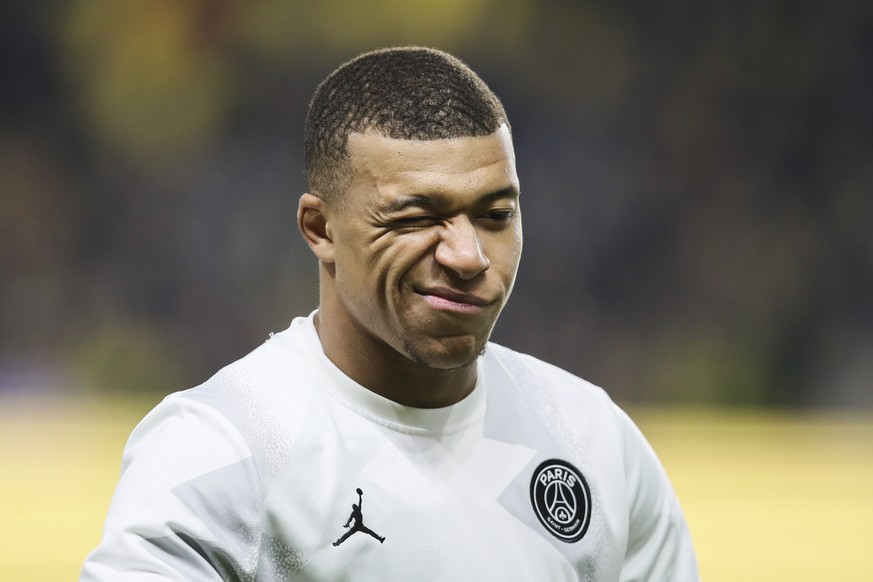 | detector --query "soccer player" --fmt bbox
[81,47,699,580]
